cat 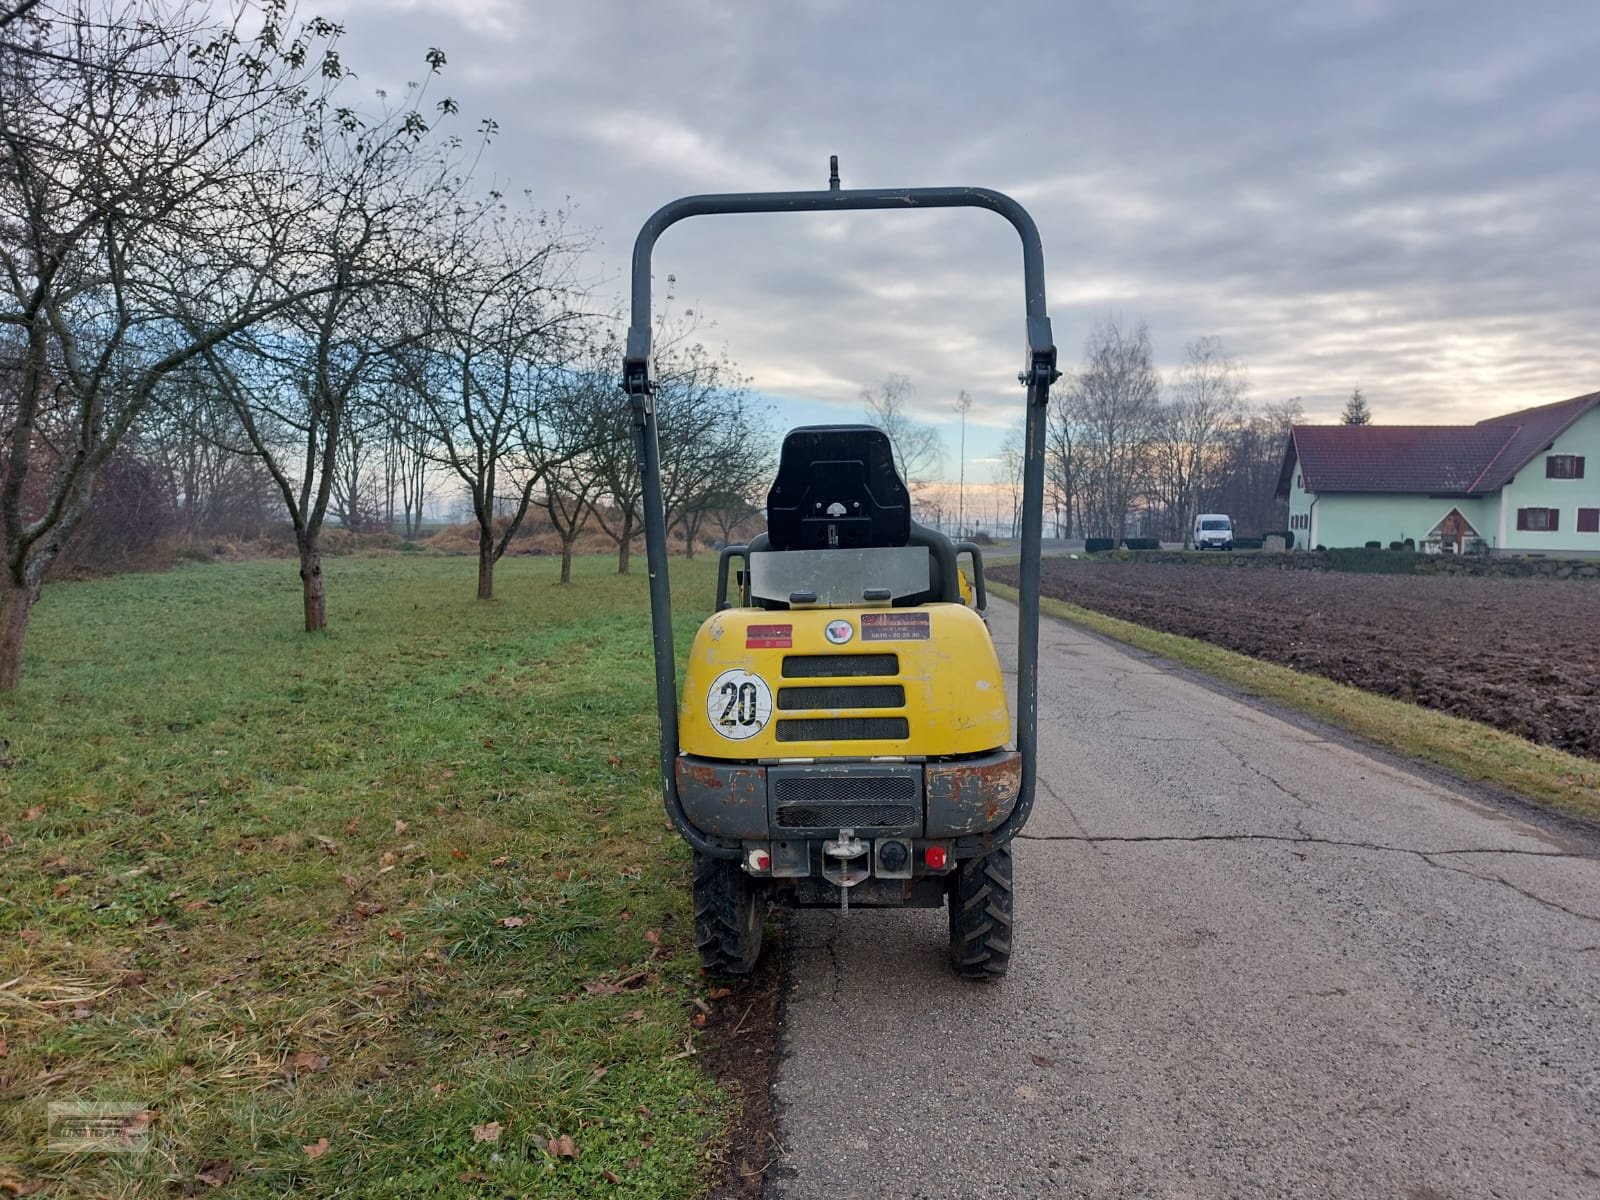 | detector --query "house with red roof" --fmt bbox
[1276,390,1600,555]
